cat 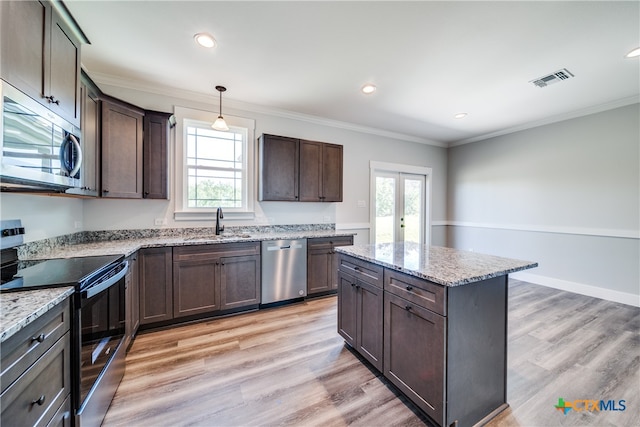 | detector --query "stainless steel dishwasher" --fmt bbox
[261,239,307,304]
